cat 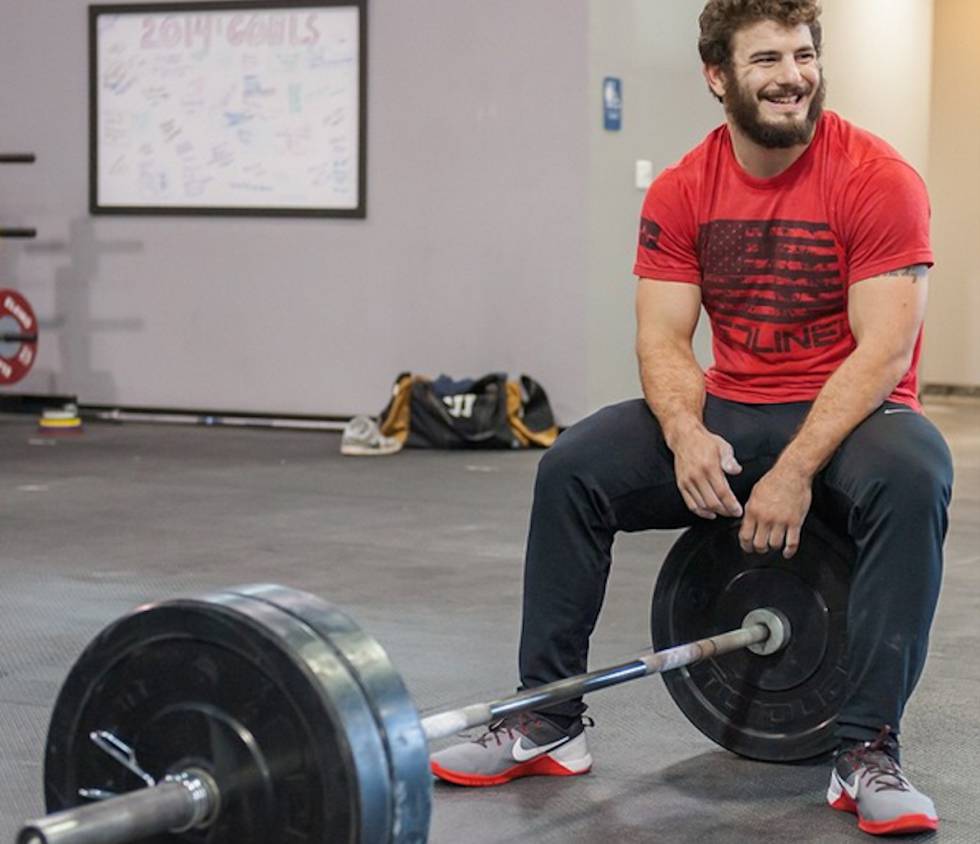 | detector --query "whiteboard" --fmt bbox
[89,1,366,217]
